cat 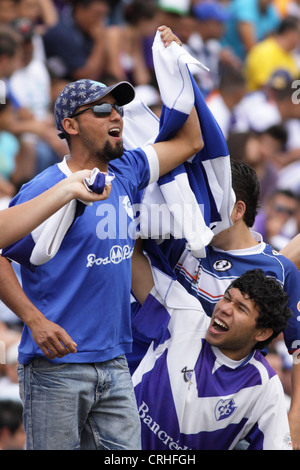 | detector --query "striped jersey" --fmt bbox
[172,232,300,355]
[132,280,291,450]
